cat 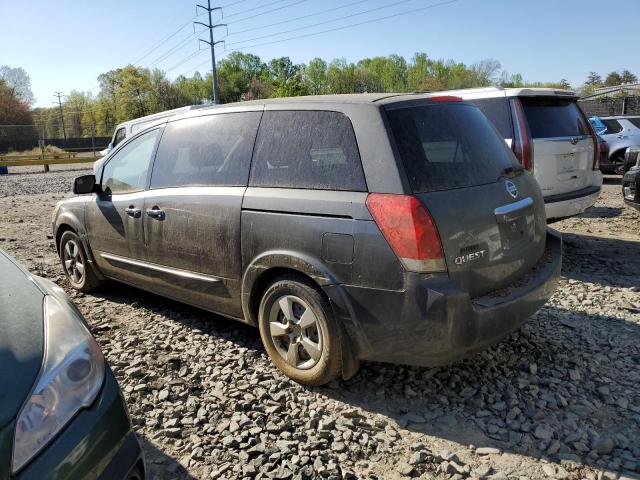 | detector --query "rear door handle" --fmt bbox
[125,206,141,218]
[146,207,165,220]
